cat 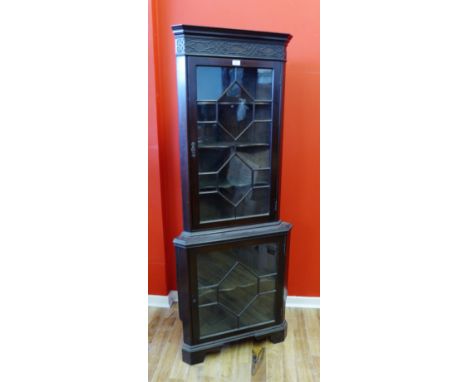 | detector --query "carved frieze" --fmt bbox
[175,37,285,60]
